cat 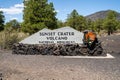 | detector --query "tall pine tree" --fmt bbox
[66,9,86,31]
[67,9,79,29]
[103,10,117,35]
[22,0,57,34]
[94,19,104,34]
